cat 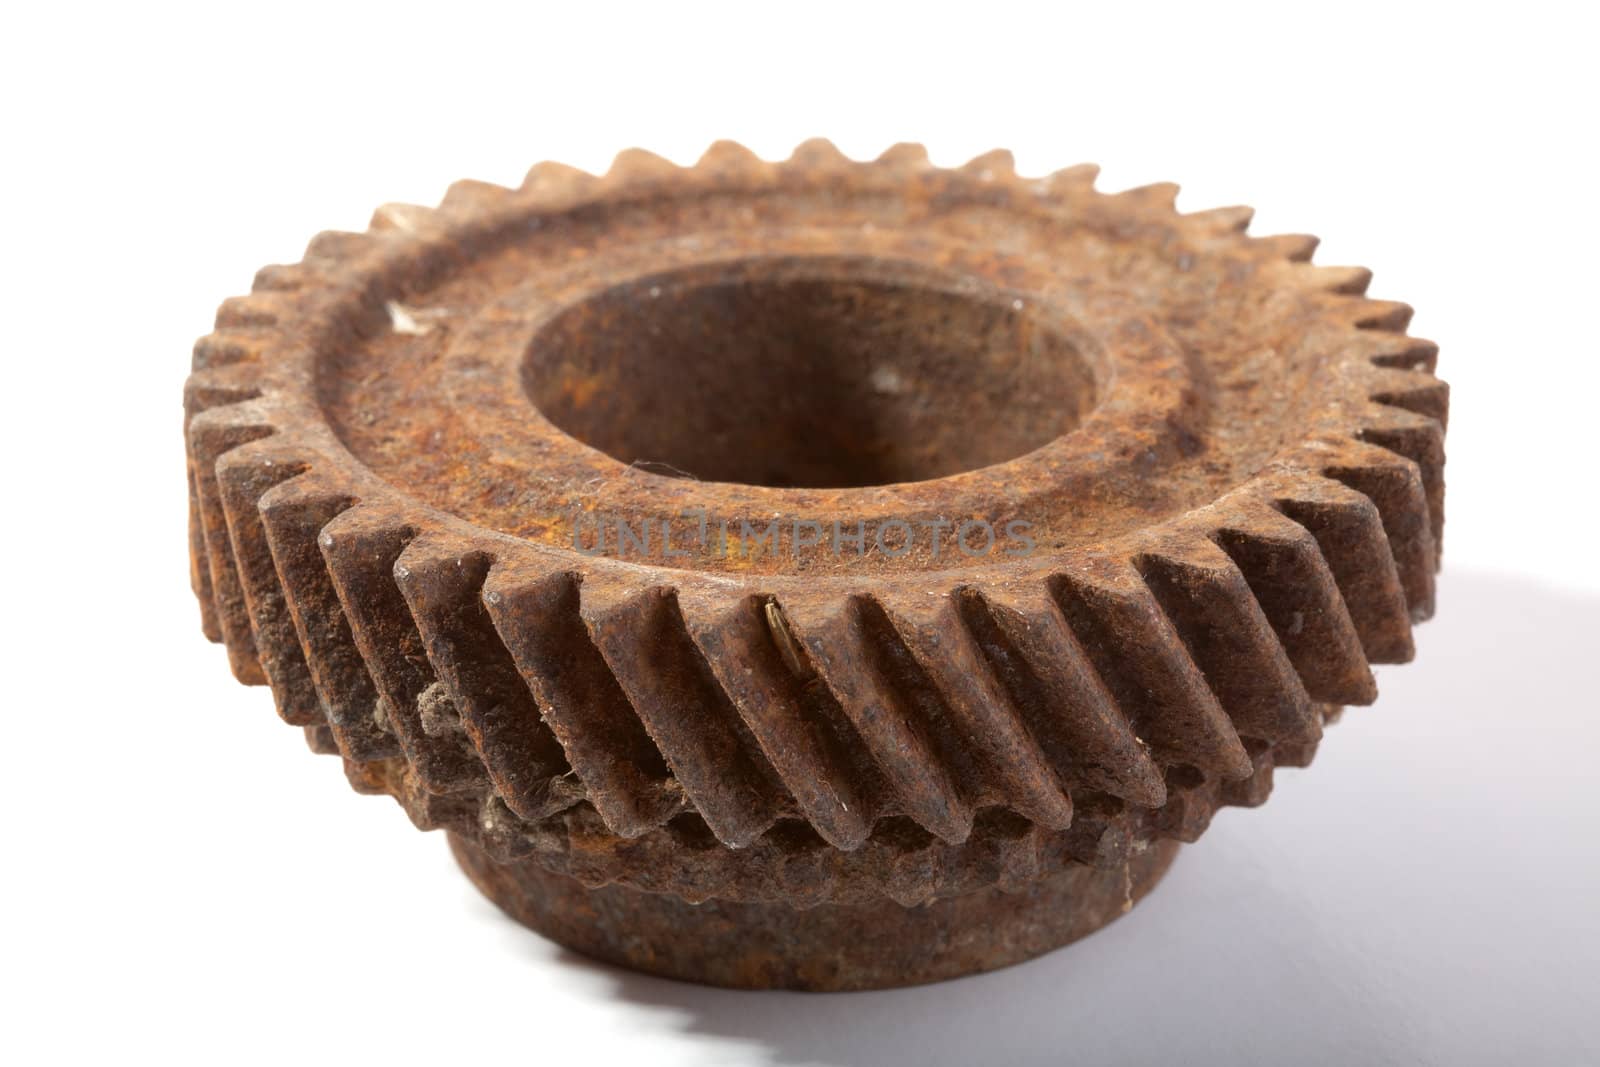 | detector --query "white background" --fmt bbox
[3,3,1596,1064]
